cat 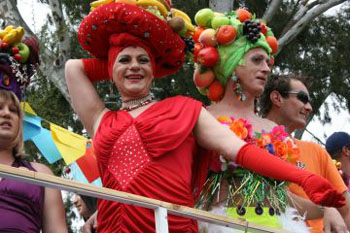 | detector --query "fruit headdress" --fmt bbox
[78,0,196,79]
[192,8,278,102]
[0,25,40,100]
